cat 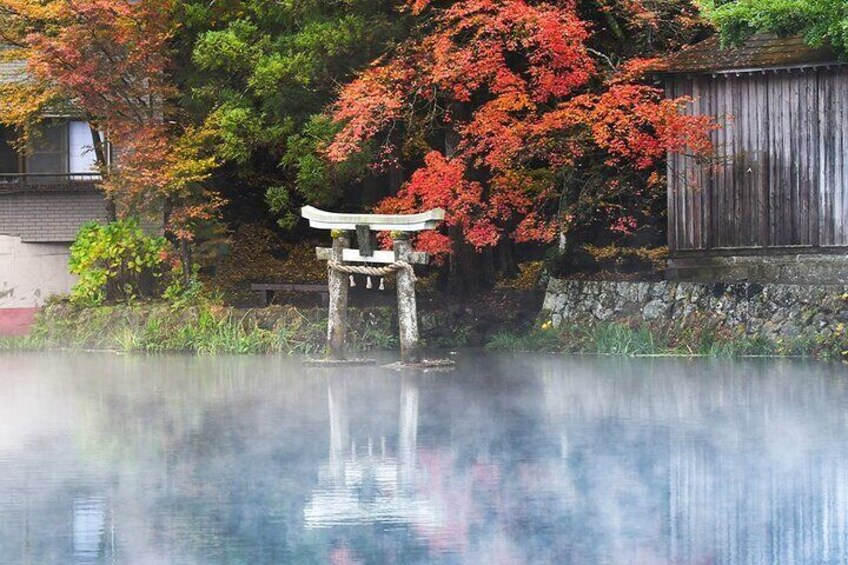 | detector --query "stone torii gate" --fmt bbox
[302,206,445,364]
